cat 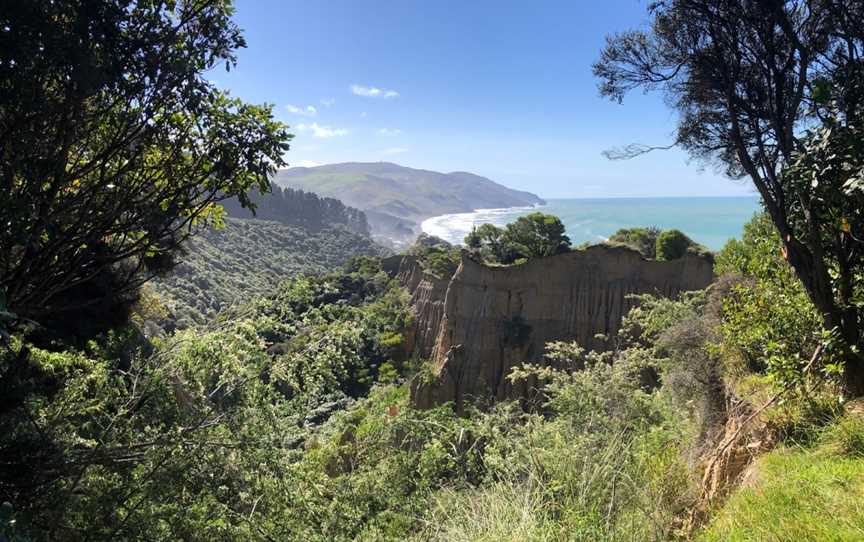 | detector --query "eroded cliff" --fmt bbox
[393,256,449,358]
[402,246,714,410]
